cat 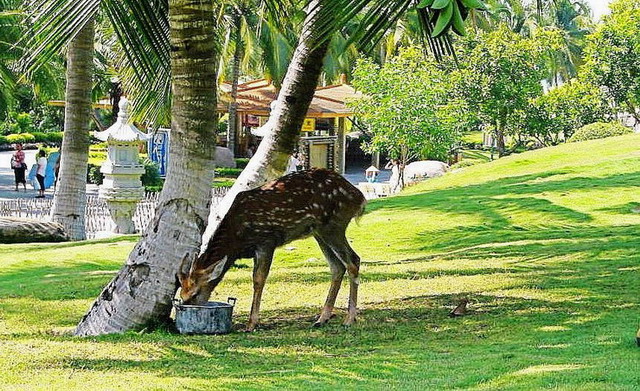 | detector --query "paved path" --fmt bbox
[0,150,101,201]
[0,149,53,200]
[0,149,388,201]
